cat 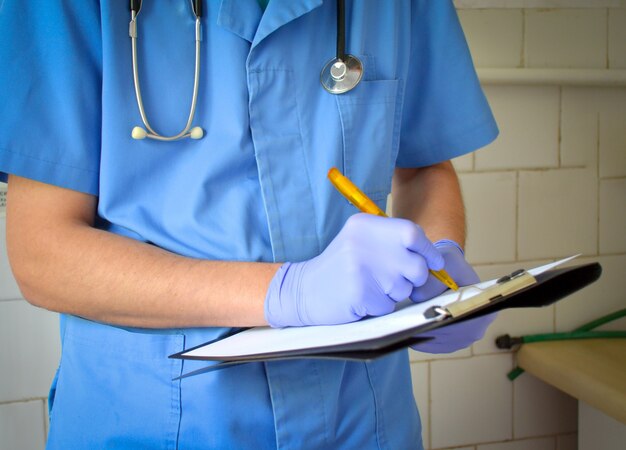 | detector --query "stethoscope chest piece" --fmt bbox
[320,55,363,94]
